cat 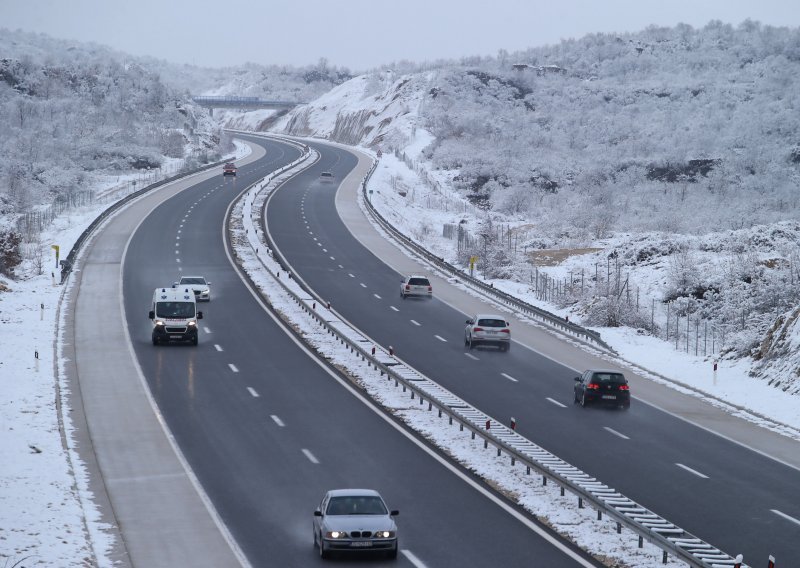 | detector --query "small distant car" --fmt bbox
[574,369,630,409]
[319,171,334,182]
[313,489,398,559]
[173,275,211,301]
[400,275,432,299]
[464,314,511,351]
[223,163,237,176]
